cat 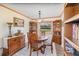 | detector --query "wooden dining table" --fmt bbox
[38,36,48,43]
[37,36,48,54]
